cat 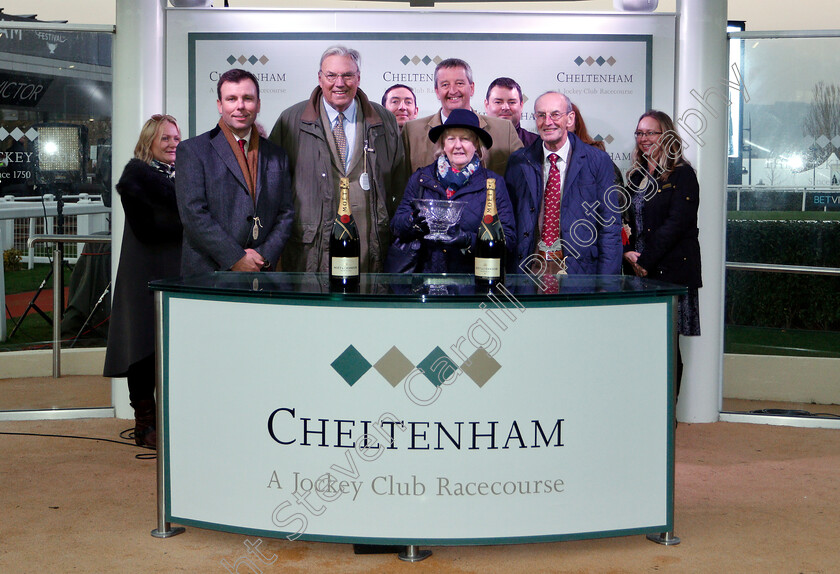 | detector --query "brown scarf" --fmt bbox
[218,118,259,202]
